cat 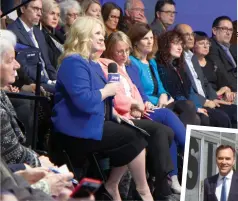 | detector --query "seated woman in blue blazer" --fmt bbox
[50,16,153,201]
